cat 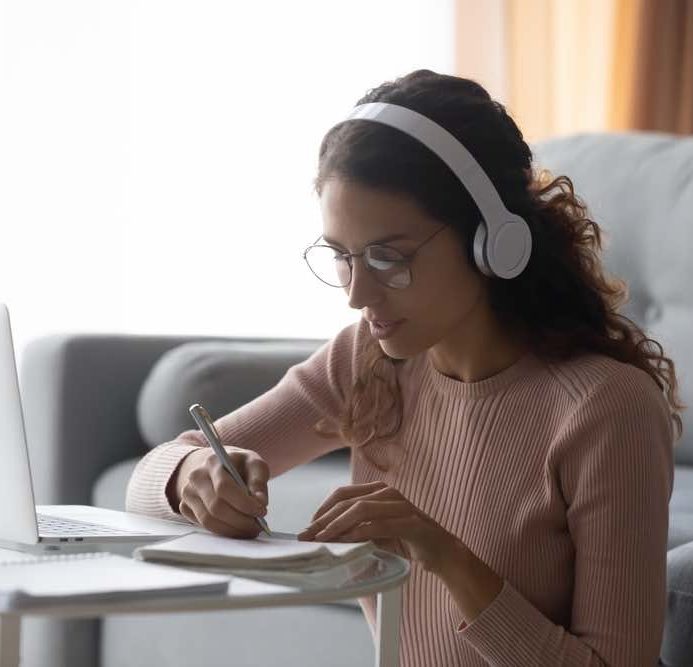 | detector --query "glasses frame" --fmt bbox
[303,224,447,289]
